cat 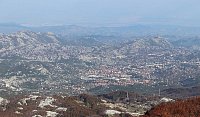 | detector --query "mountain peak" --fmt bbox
[123,36,172,50]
